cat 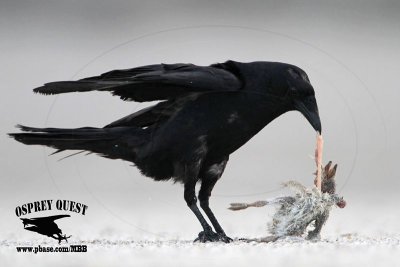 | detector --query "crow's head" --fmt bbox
[261,62,321,133]
[285,66,321,133]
